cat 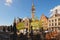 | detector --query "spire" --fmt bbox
[31,0,35,19]
[32,0,35,13]
[32,3,35,12]
[42,13,44,16]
